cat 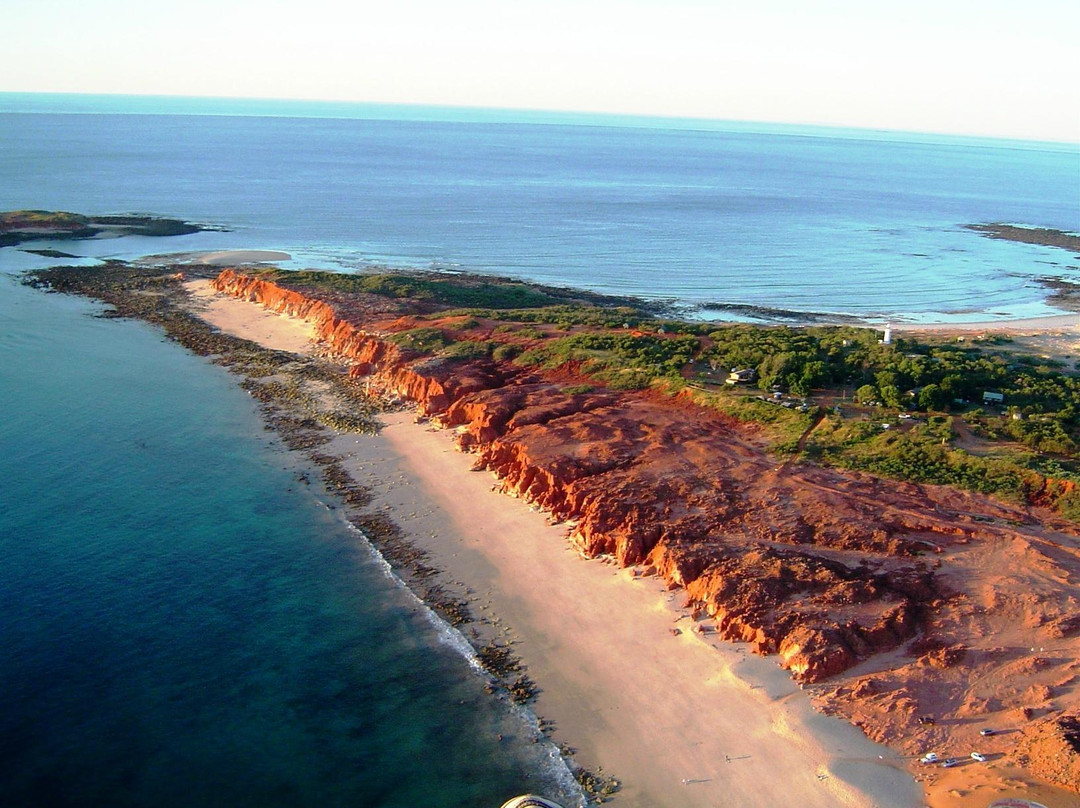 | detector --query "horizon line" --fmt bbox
[2,90,1079,149]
